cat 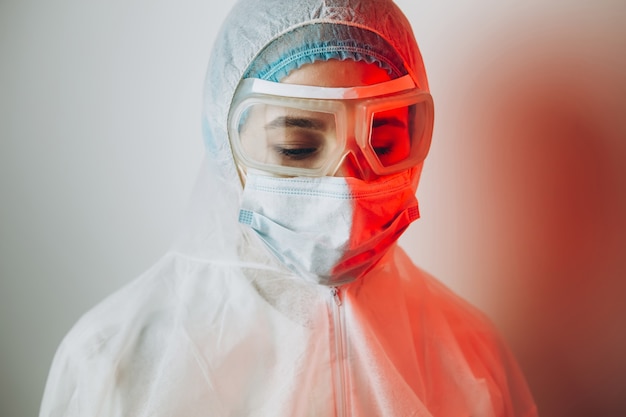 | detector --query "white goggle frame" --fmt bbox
[228,74,434,177]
